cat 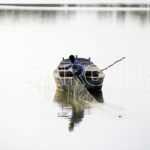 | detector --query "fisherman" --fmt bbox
[58,55,85,84]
